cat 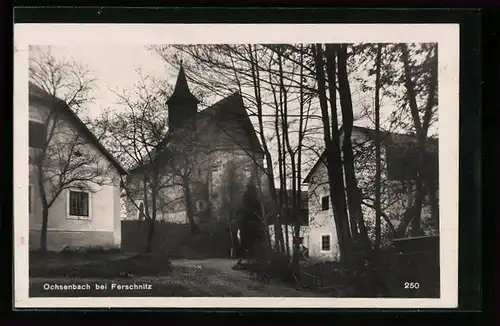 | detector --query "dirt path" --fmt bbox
[168,258,322,297]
